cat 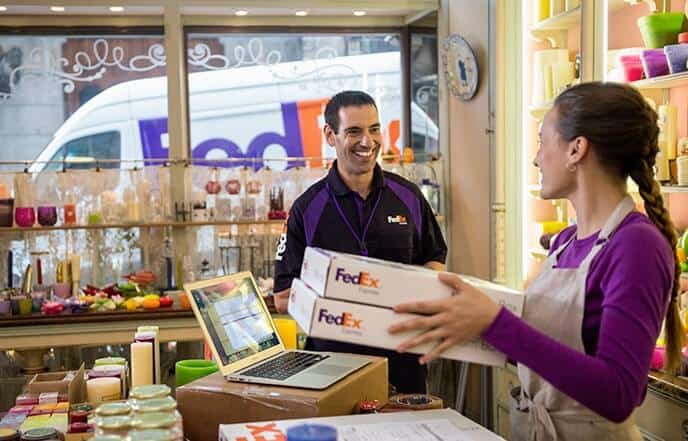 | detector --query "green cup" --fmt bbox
[175,359,218,387]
